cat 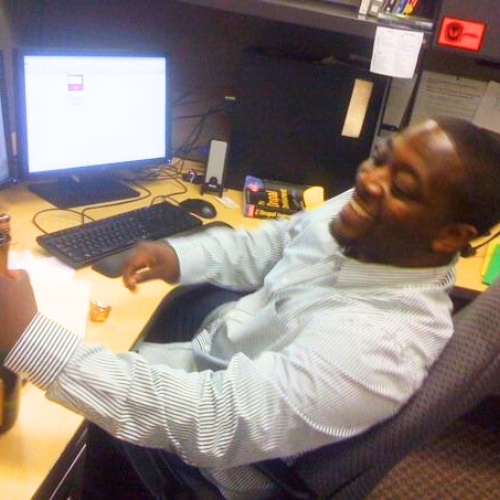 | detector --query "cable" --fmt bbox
[32,181,152,235]
[172,104,225,160]
[461,228,500,257]
[81,183,152,220]
[151,174,189,206]
[32,208,96,235]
